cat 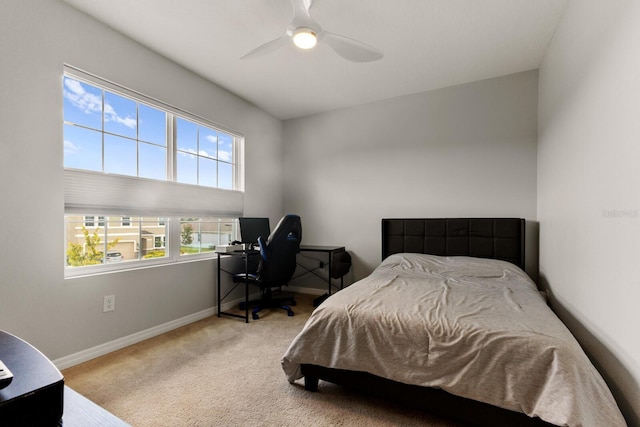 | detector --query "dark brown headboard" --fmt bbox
[382,218,525,269]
